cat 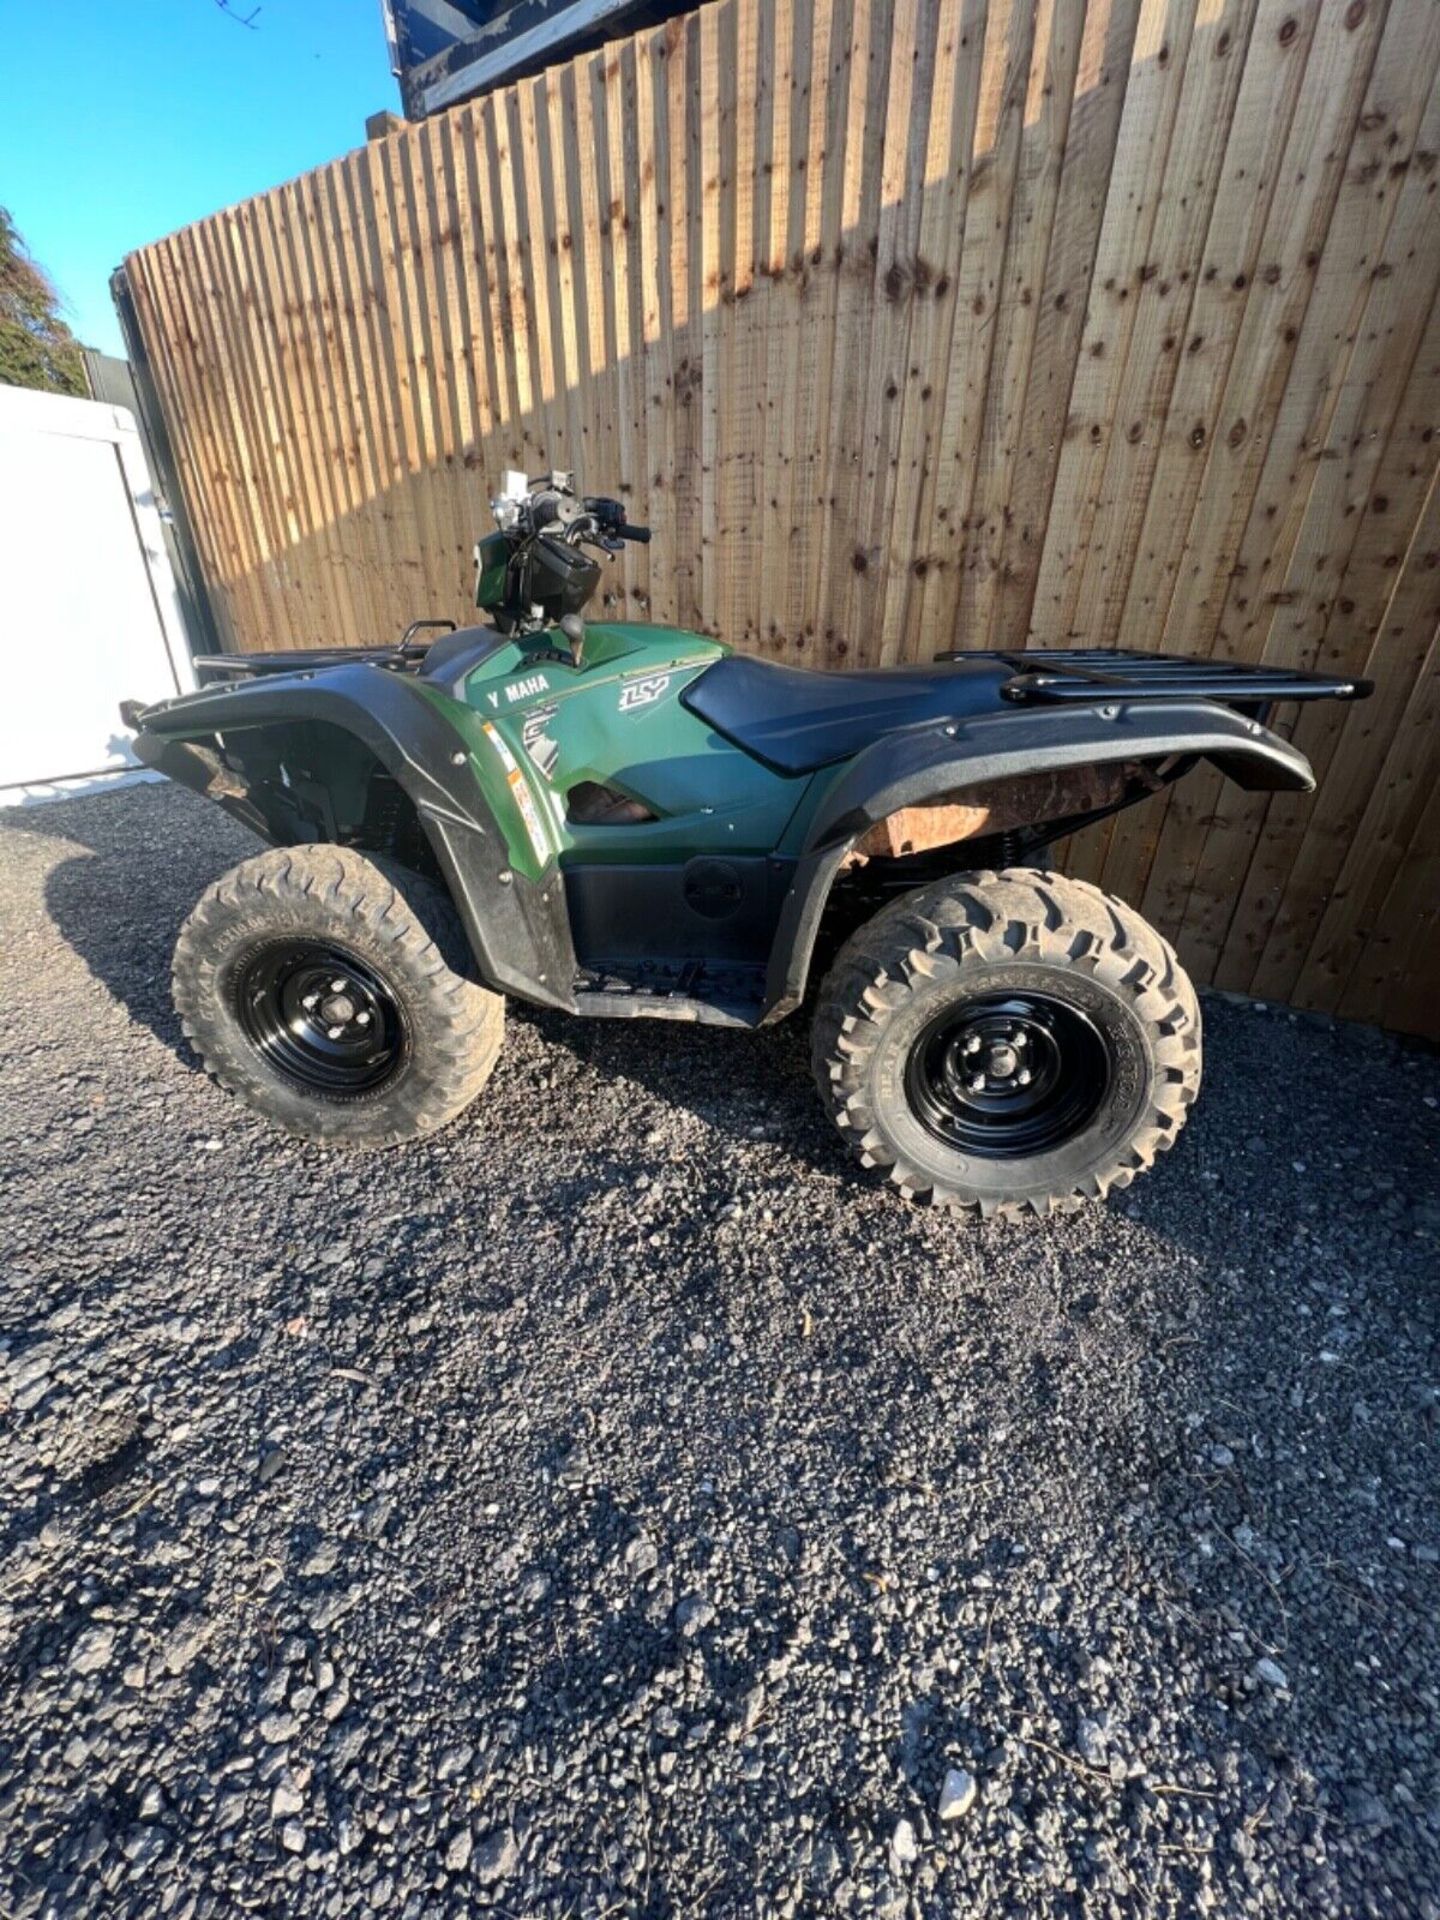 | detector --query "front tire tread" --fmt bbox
[173,845,504,1148]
